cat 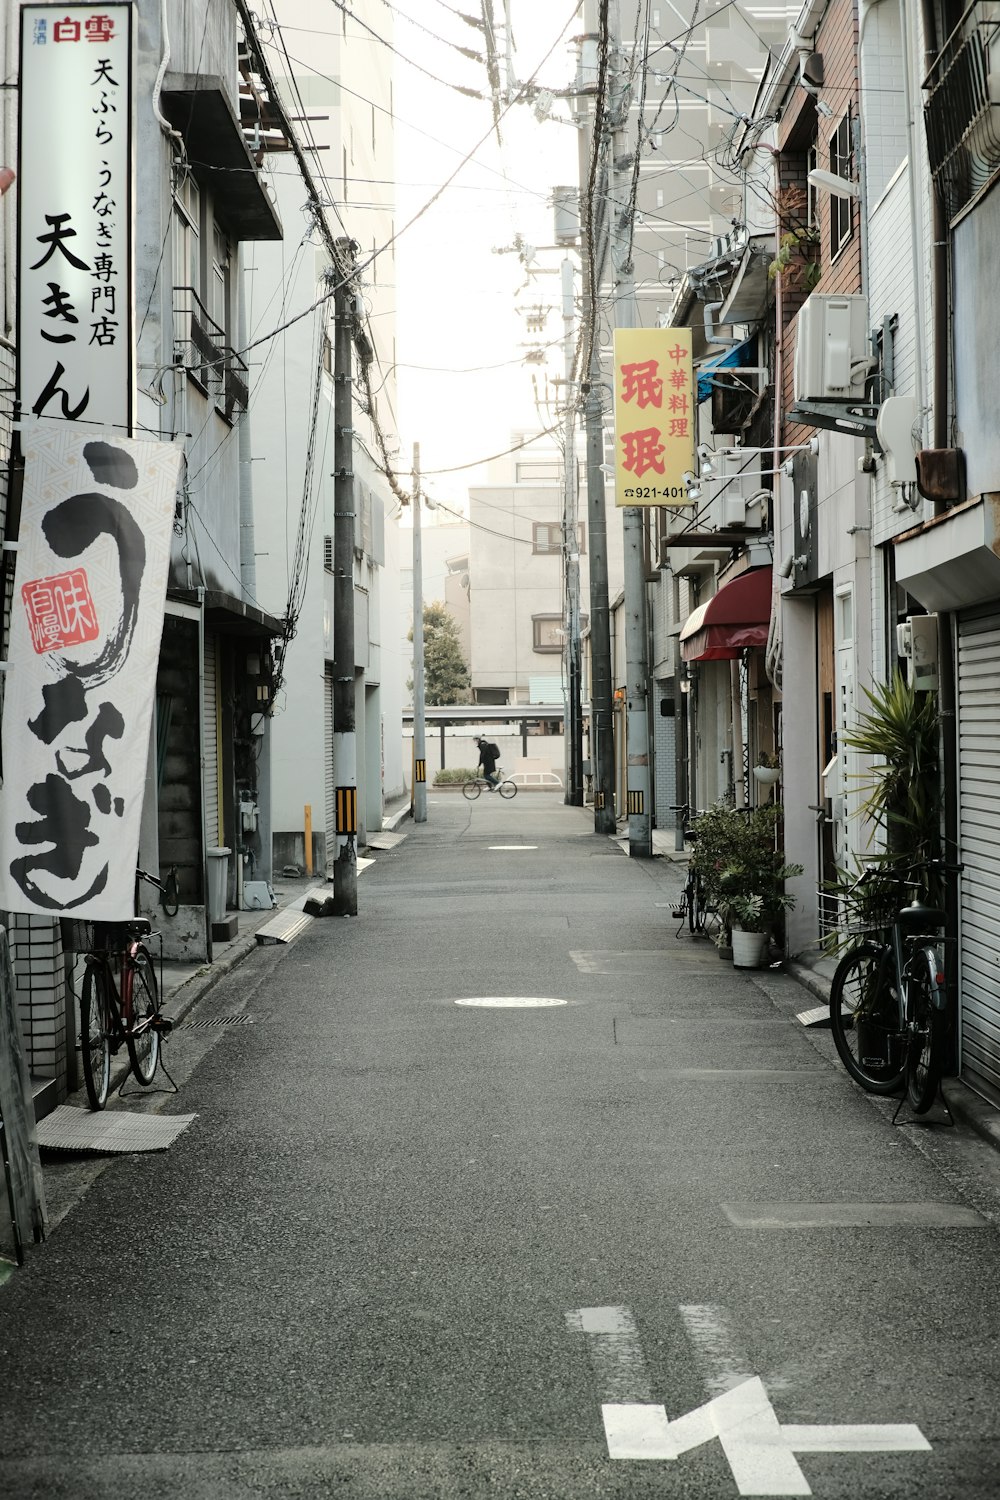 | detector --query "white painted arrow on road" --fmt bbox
[602,1378,930,1495]
[569,1307,931,1496]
